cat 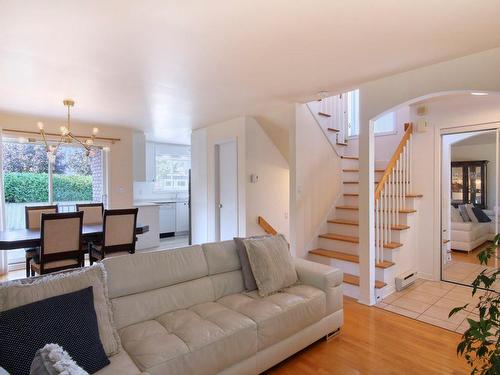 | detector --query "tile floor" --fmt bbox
[443,260,500,290]
[376,279,484,334]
